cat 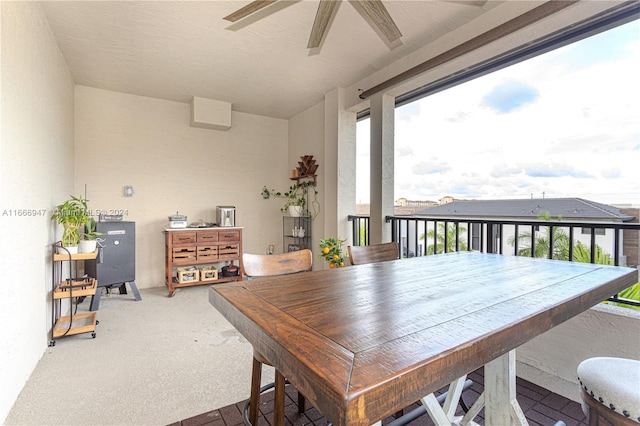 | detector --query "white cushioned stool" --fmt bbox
[577,357,640,425]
